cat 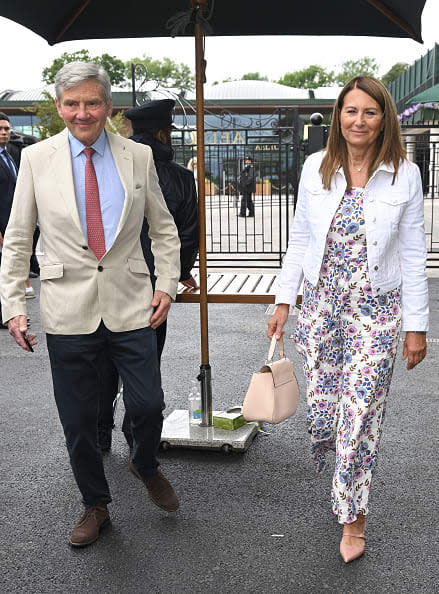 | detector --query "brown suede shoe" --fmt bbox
[129,461,179,512]
[69,505,110,547]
